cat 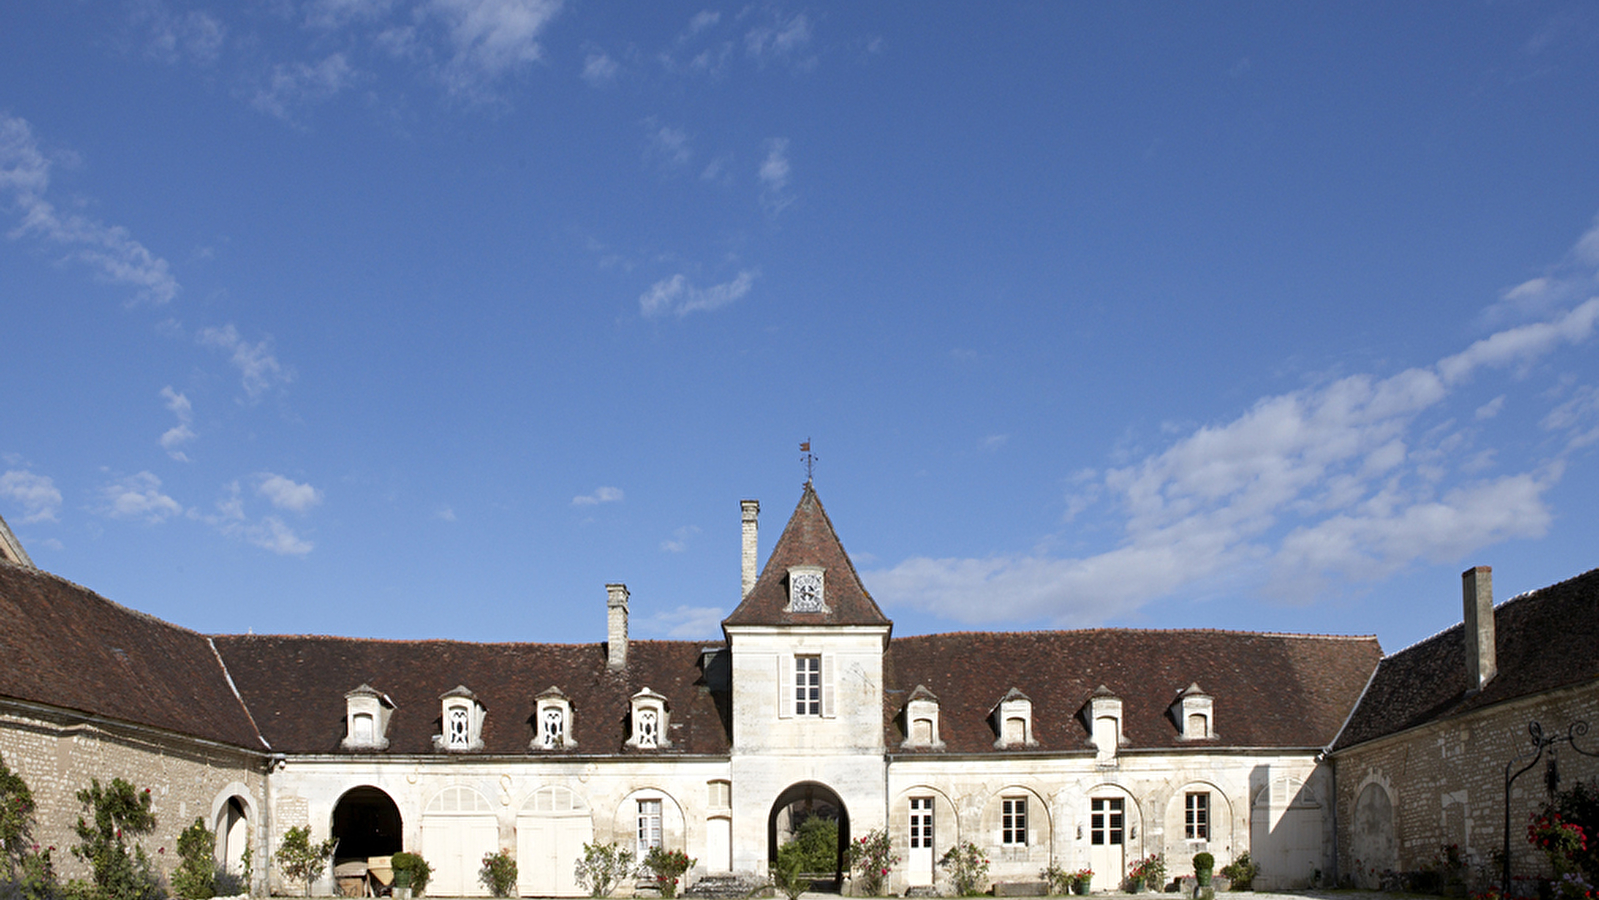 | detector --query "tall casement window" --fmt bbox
[910,798,934,850]
[1001,797,1028,846]
[637,799,663,856]
[795,655,821,716]
[1185,792,1209,840]
[1090,797,1124,845]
